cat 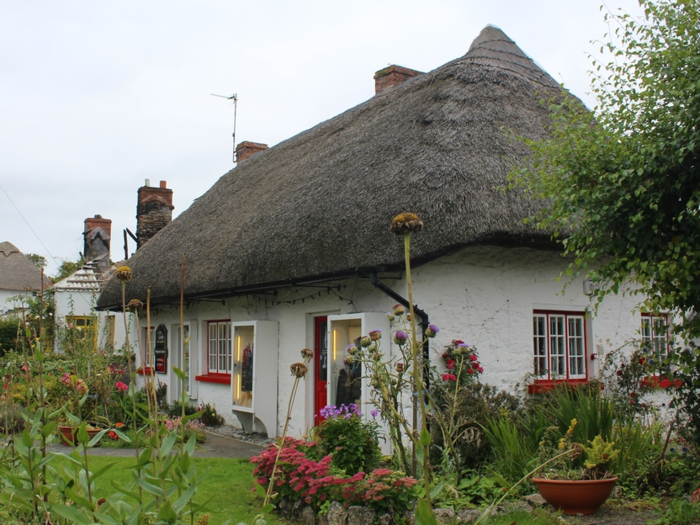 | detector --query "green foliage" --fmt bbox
[199,402,224,427]
[167,400,198,418]
[649,500,700,525]
[483,415,537,487]
[25,253,47,269]
[313,405,382,475]
[509,0,700,335]
[0,317,21,356]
